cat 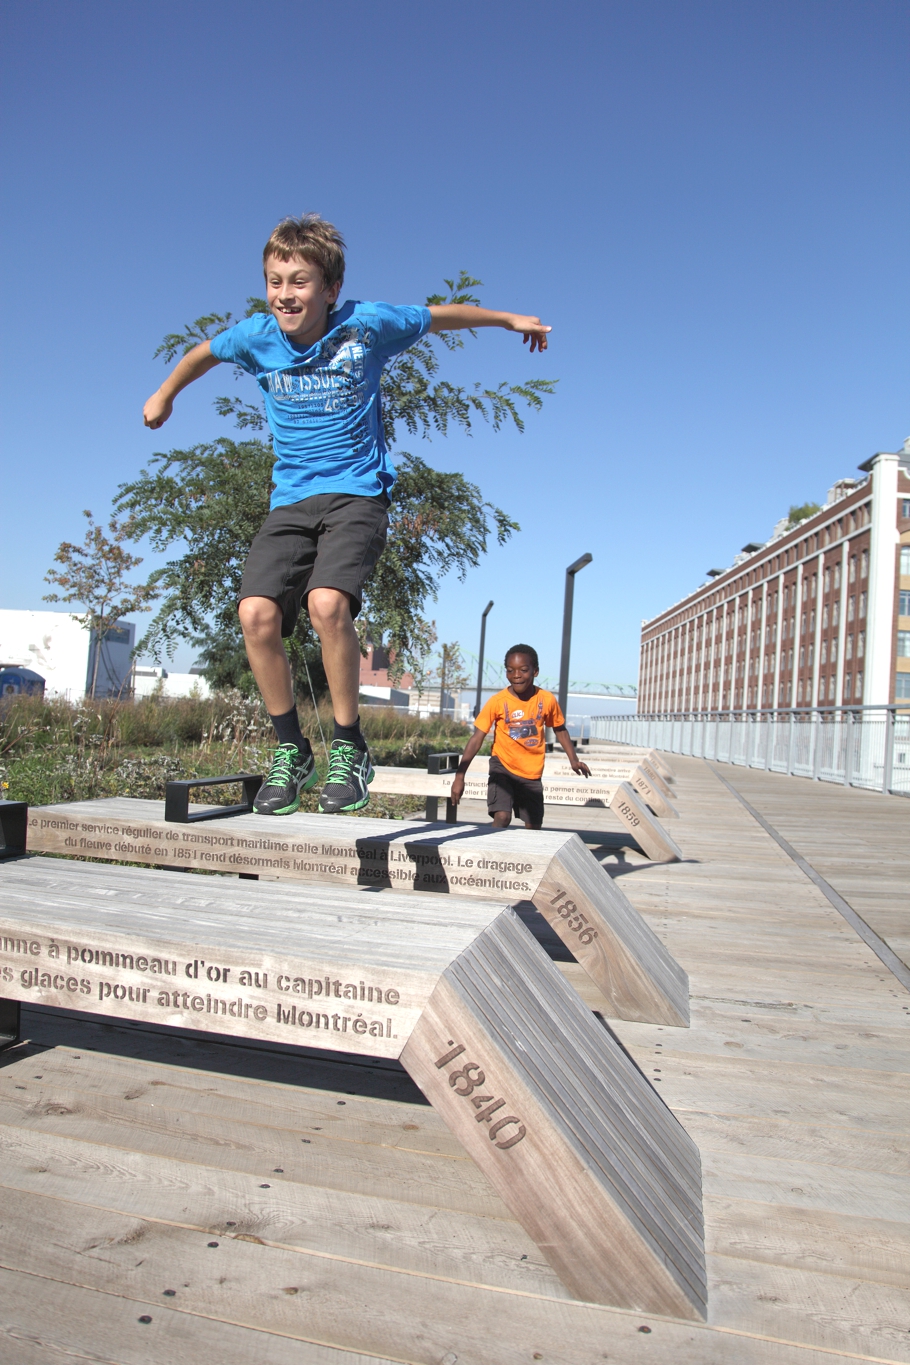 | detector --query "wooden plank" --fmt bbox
[0,1081,513,1223]
[402,910,707,1318]
[706,1196,910,1288]
[606,781,683,861]
[0,1264,401,1365]
[27,801,691,1025]
[0,1033,462,1157]
[370,764,622,807]
[471,755,680,818]
[0,1123,564,1295]
[0,855,706,1313]
[707,1252,910,1363]
[586,743,677,780]
[0,859,477,1058]
[0,1191,850,1365]
[711,765,910,971]
[537,836,690,1024]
